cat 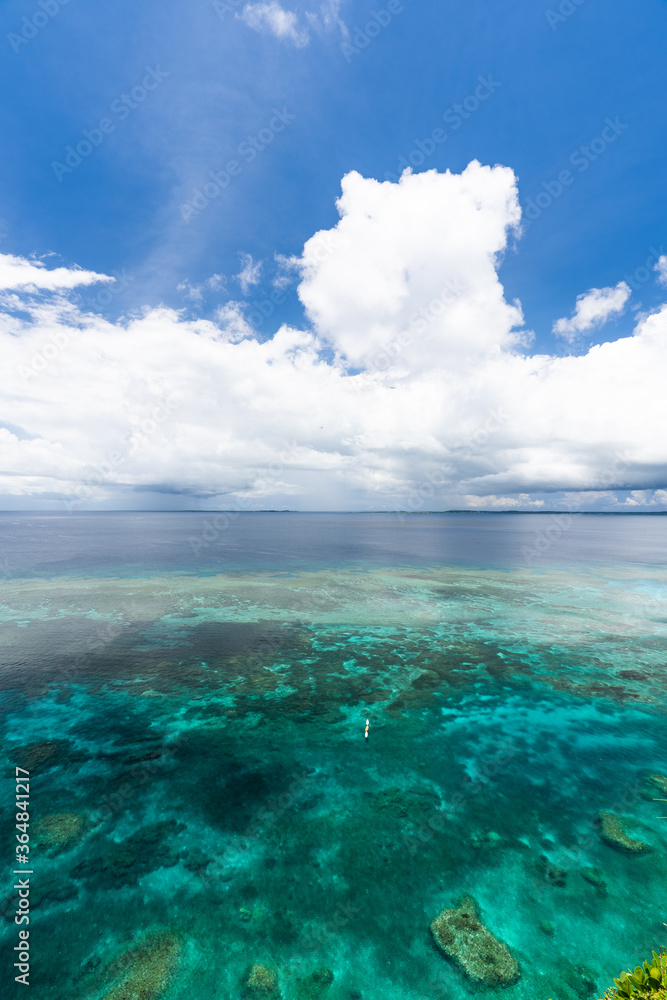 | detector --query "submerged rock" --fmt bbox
[32,873,79,909]
[537,855,568,887]
[430,894,520,986]
[100,931,180,1000]
[470,831,502,850]
[243,963,279,997]
[72,820,184,888]
[581,868,608,896]
[598,812,651,854]
[295,967,334,1000]
[640,773,667,800]
[183,847,211,876]
[538,920,555,936]
[0,874,79,918]
[374,787,409,818]
[15,740,71,771]
[33,813,84,854]
[560,959,598,999]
